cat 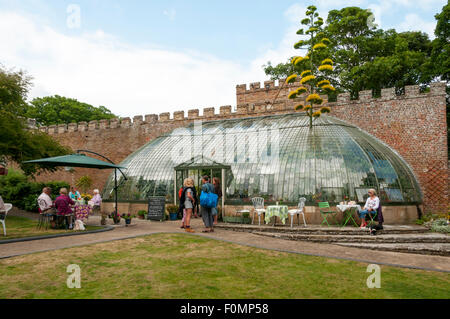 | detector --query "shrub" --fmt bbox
[0,168,69,212]
[430,219,450,234]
